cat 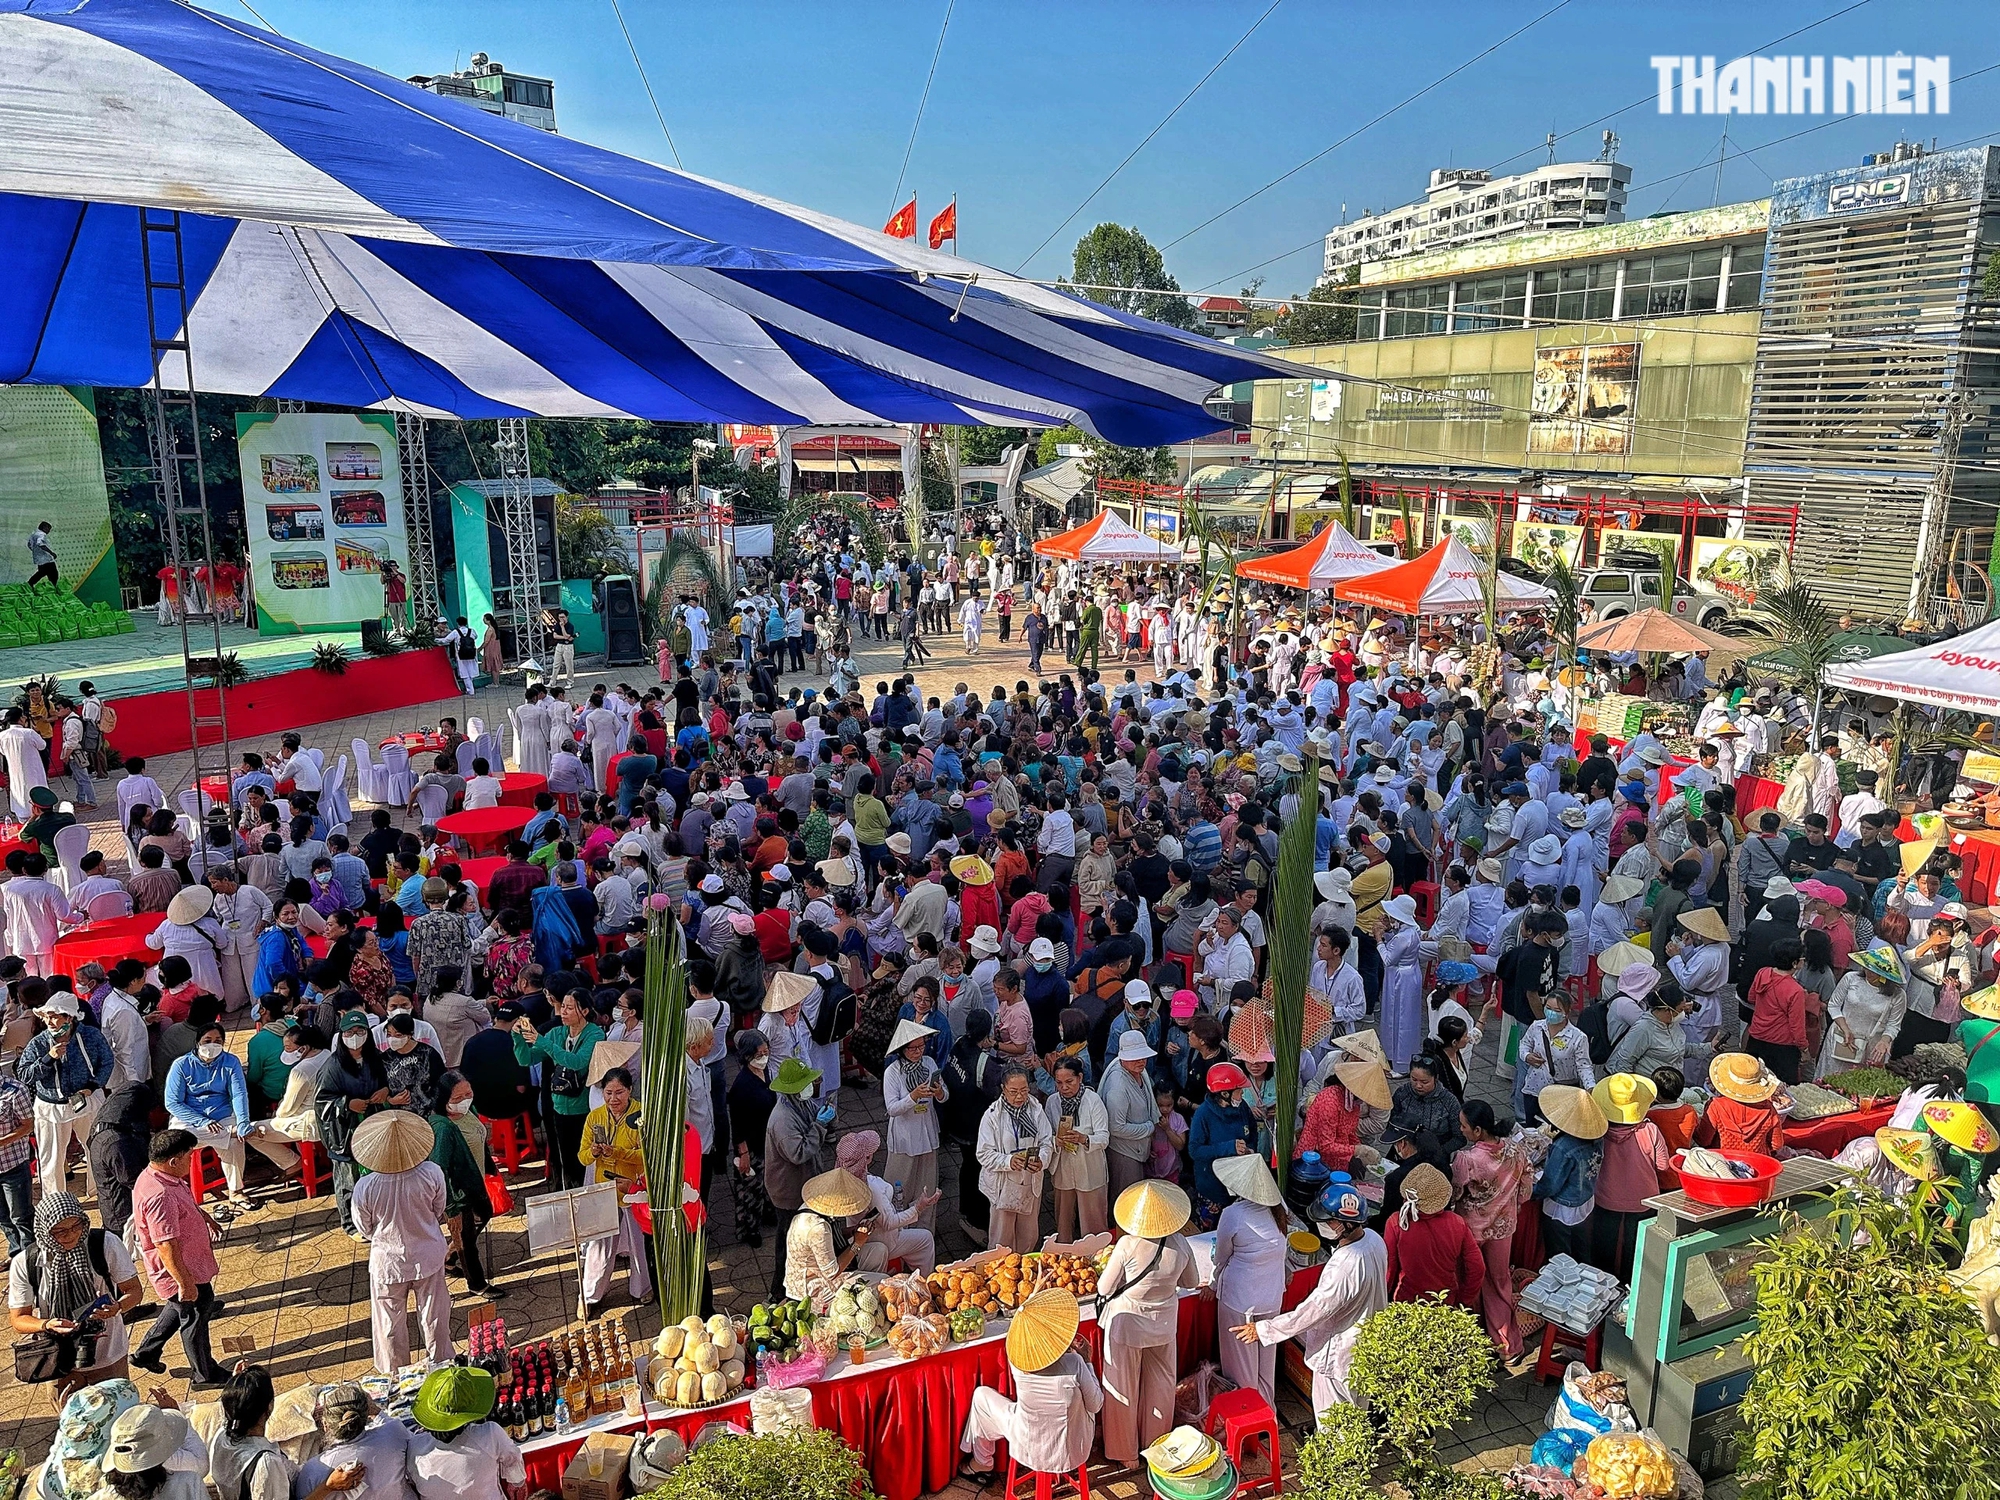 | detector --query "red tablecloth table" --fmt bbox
[1947,828,2000,906]
[198,776,230,807]
[1784,1101,1896,1158]
[498,773,547,809]
[1734,772,1783,820]
[383,734,450,756]
[437,806,532,856]
[518,1294,1212,1500]
[51,912,168,979]
[0,835,35,864]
